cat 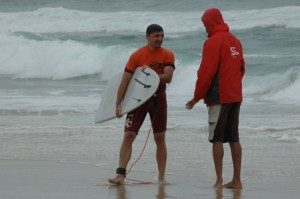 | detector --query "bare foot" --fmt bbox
[223,180,243,189]
[158,177,166,185]
[107,174,125,185]
[213,180,223,189]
